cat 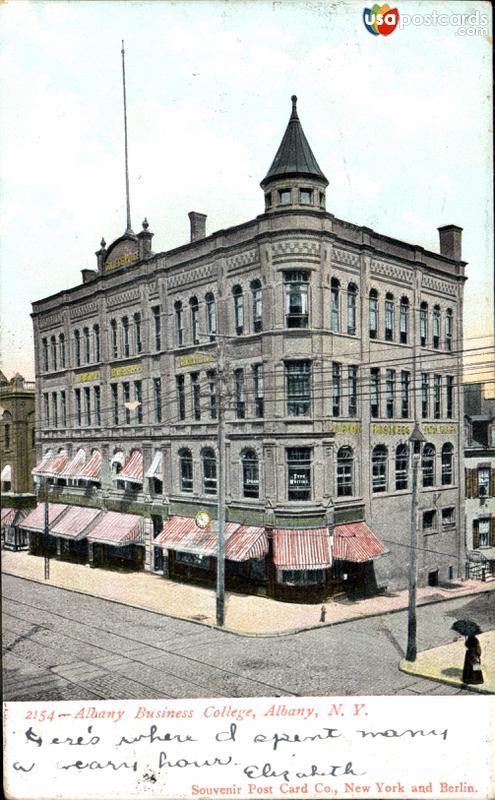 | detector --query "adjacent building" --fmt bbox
[1,371,36,549]
[464,382,495,579]
[27,96,467,600]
